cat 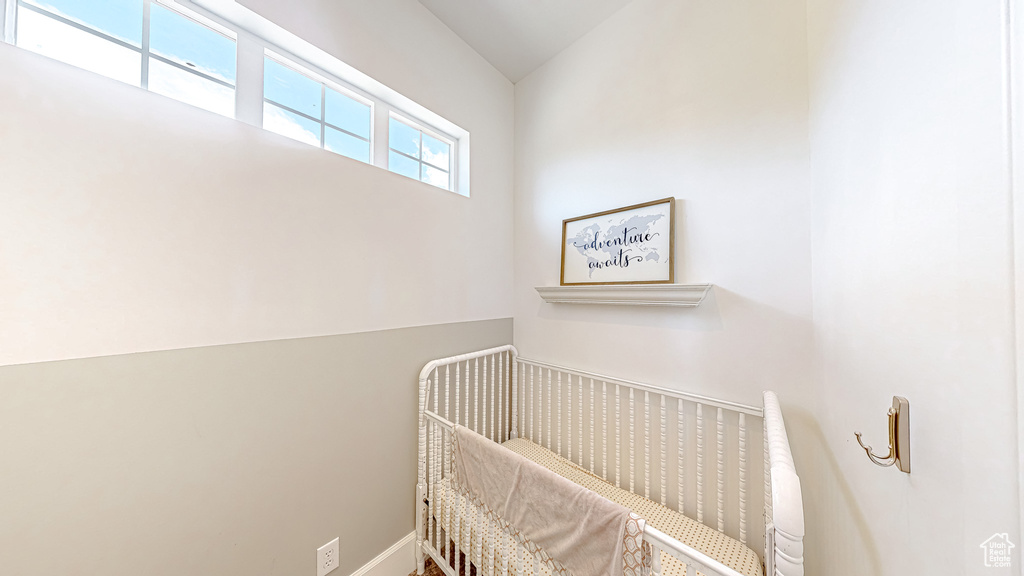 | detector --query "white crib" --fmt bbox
[416,346,804,576]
